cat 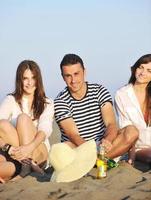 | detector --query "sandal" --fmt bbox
[10,162,32,182]
[20,163,32,177]
[31,160,44,174]
[11,159,45,182]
